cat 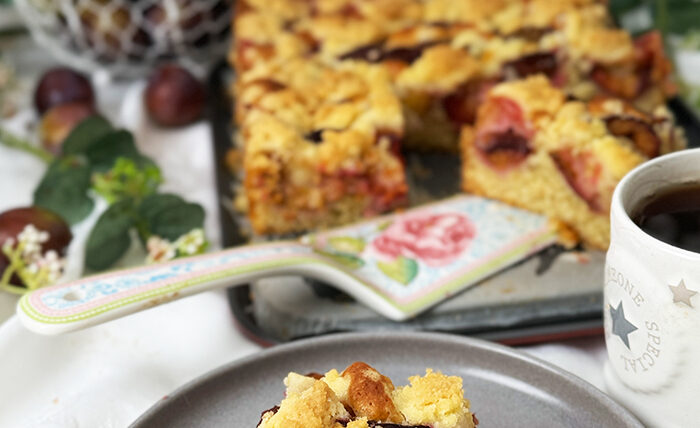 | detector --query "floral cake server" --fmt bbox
[17,195,556,335]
